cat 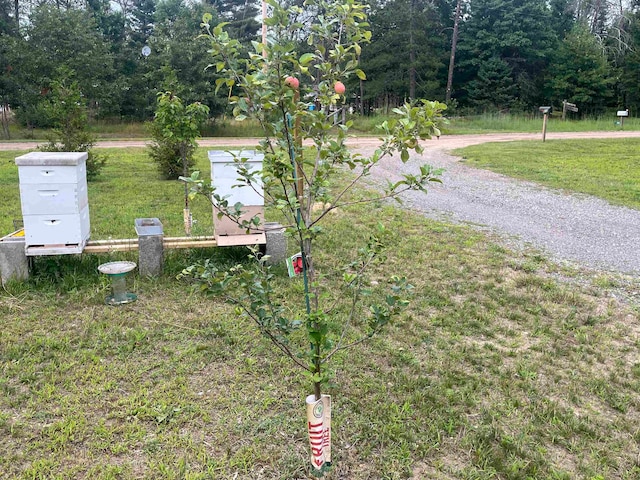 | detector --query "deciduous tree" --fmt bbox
[14,6,115,125]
